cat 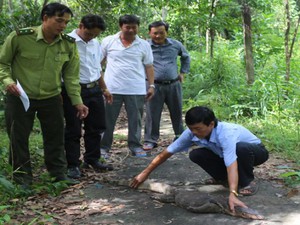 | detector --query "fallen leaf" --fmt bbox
[287,188,299,198]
